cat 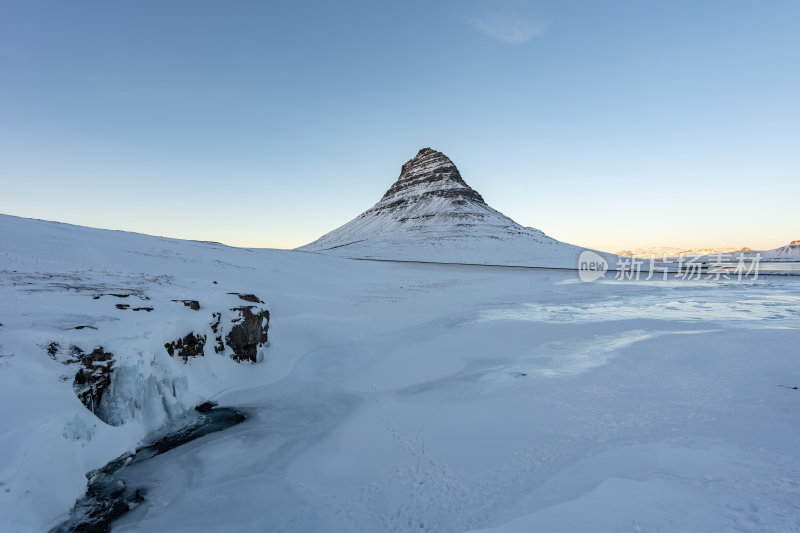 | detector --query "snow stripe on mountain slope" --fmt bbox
[298,148,615,268]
